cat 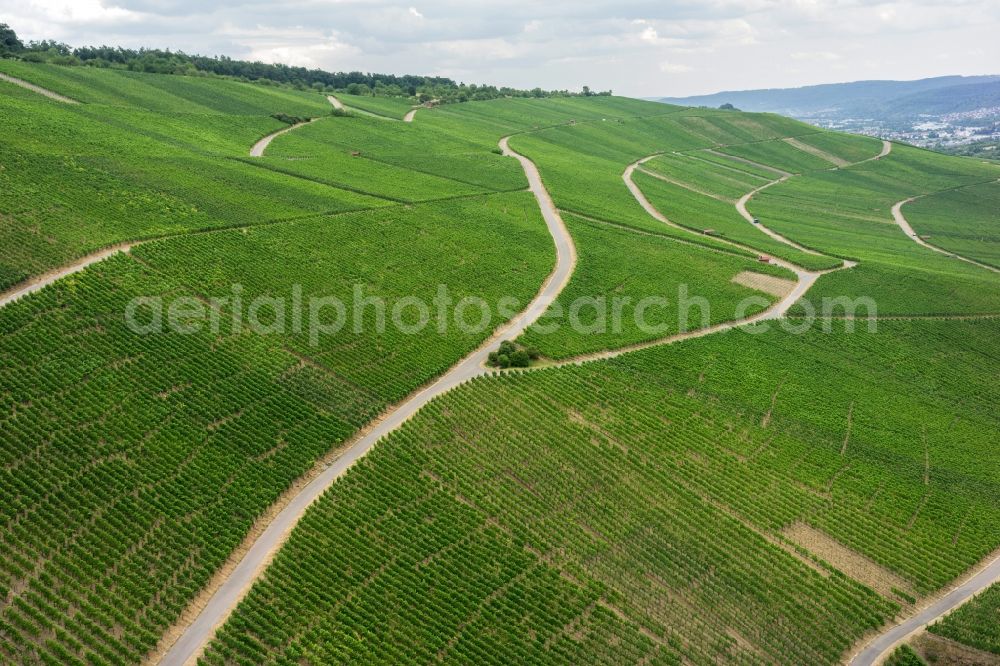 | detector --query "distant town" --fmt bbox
[808,107,1000,153]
